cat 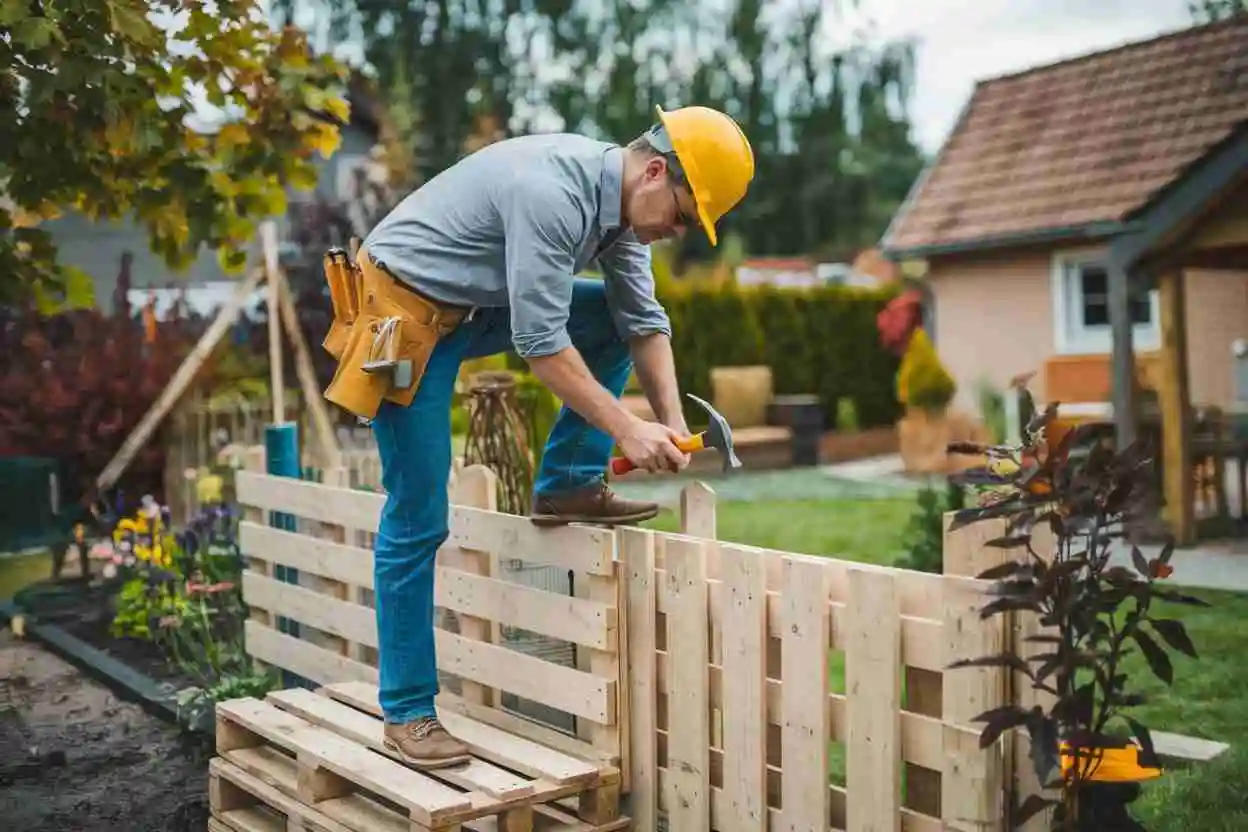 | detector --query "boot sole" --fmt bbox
[529,506,659,527]
[383,738,472,770]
